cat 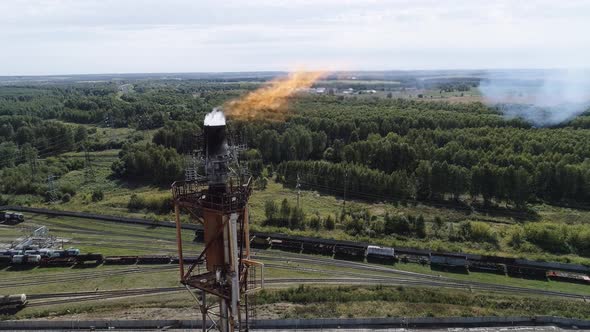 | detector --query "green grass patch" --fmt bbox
[256,285,590,319]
